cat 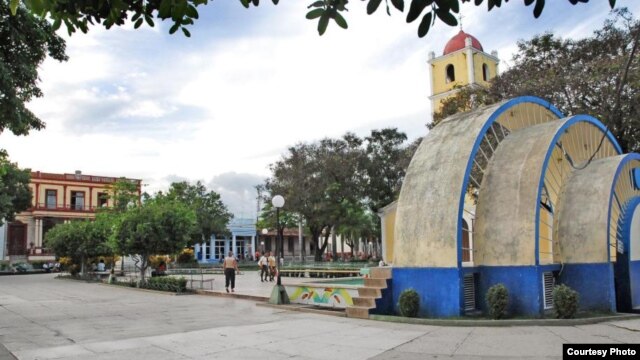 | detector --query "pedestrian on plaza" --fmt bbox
[258,252,269,282]
[97,259,106,272]
[223,251,239,293]
[267,252,276,282]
